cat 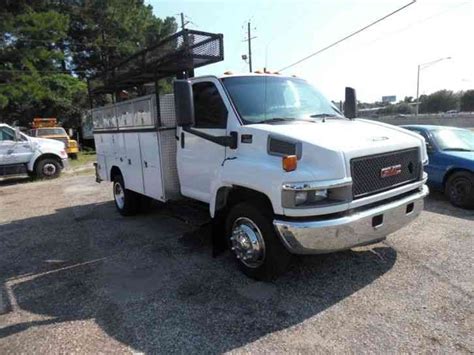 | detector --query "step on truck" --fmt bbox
[90,29,429,280]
